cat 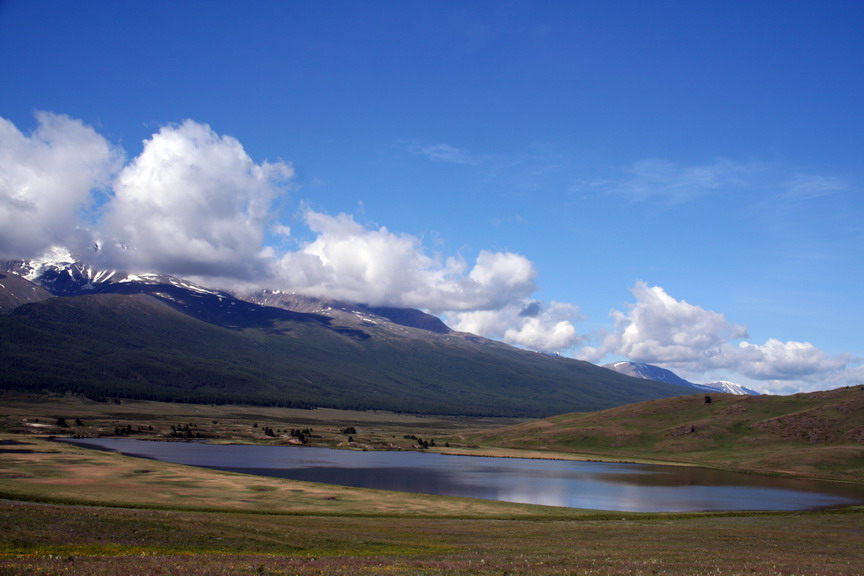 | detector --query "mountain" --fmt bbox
[702,380,759,395]
[0,256,696,417]
[604,361,759,396]
[0,272,54,313]
[248,290,452,334]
